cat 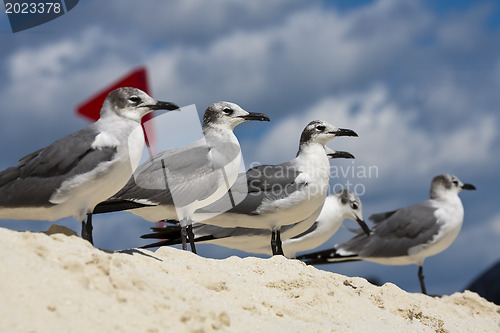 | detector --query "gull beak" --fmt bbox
[146,101,180,111]
[328,151,355,159]
[355,215,372,236]
[239,112,270,122]
[461,183,476,190]
[332,128,358,137]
